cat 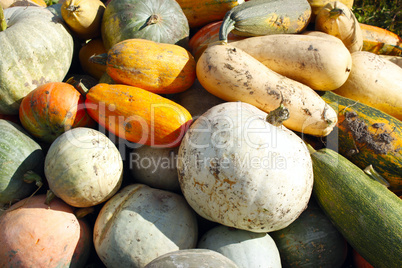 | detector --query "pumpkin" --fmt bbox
[93,183,199,268]
[101,0,190,50]
[129,145,181,192]
[188,20,247,61]
[144,249,239,268]
[19,82,95,144]
[94,38,196,94]
[79,38,107,80]
[0,194,91,267]
[0,6,74,115]
[315,1,363,52]
[197,225,281,267]
[176,0,244,29]
[178,102,314,233]
[307,0,353,21]
[359,23,402,56]
[61,0,105,40]
[333,51,402,121]
[219,0,312,43]
[44,127,123,208]
[0,119,44,207]
[270,198,348,267]
[83,83,193,148]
